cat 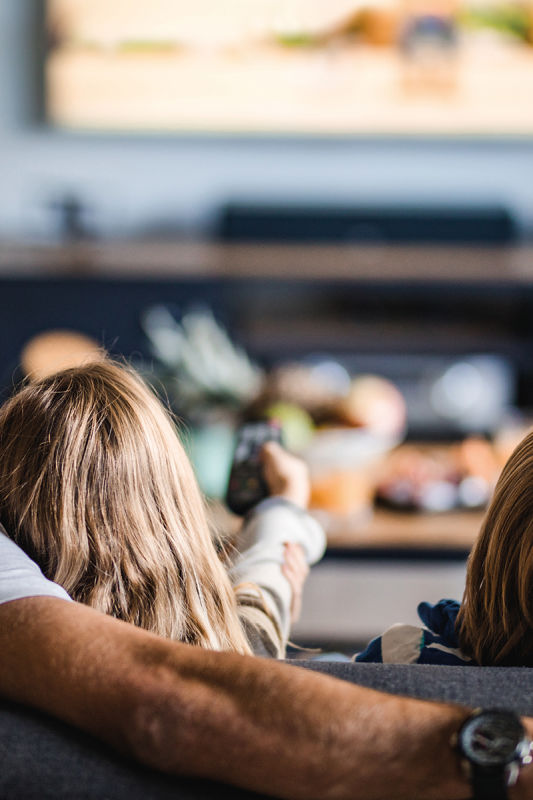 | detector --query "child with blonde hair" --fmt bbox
[0,360,325,657]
